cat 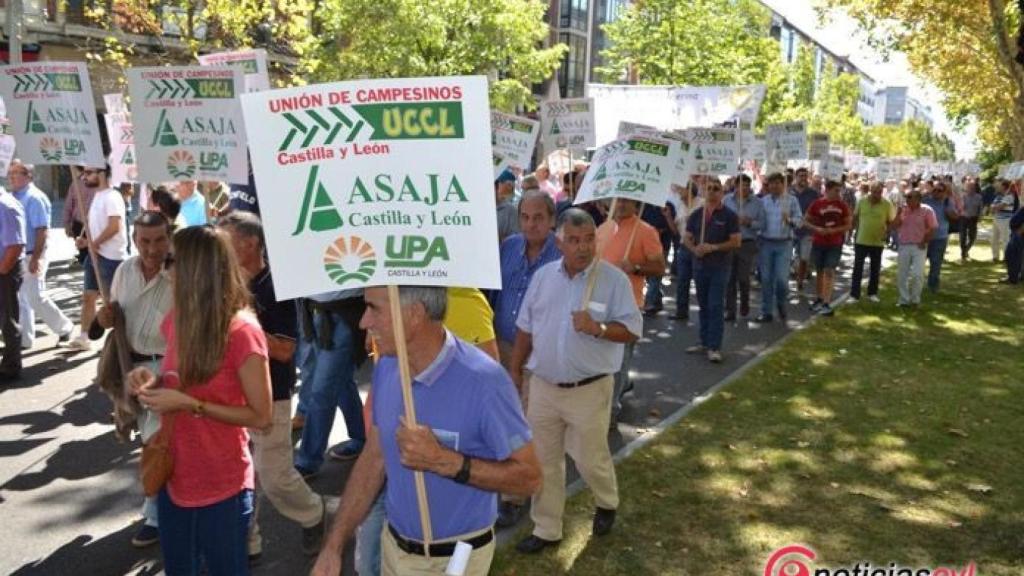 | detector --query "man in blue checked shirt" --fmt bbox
[0,184,26,381]
[754,172,804,323]
[491,189,560,528]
